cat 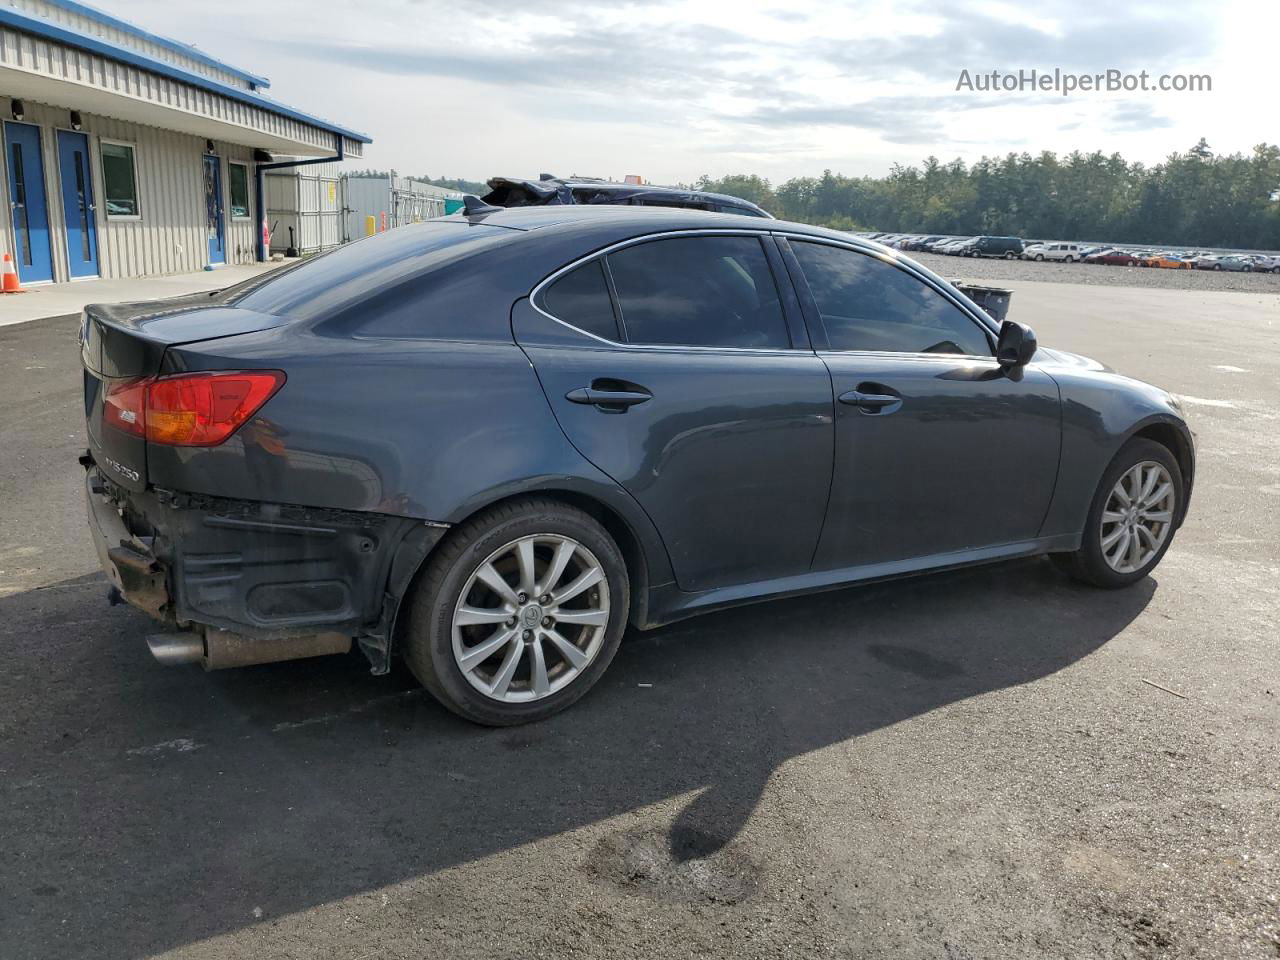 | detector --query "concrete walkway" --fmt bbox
[0,260,290,327]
